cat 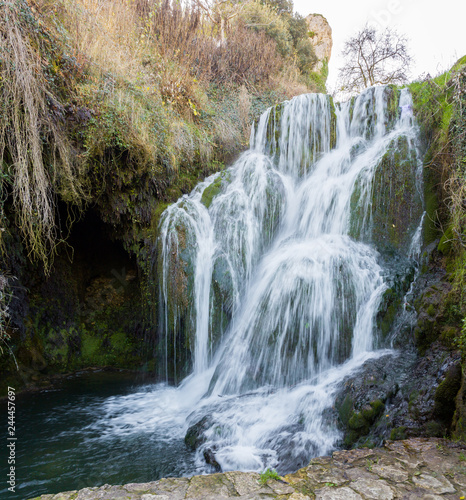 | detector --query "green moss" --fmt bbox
[425,421,444,437]
[385,85,400,130]
[81,334,103,363]
[338,394,354,426]
[438,226,454,254]
[344,399,385,447]
[433,363,462,423]
[426,304,436,317]
[200,170,231,208]
[390,426,407,440]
